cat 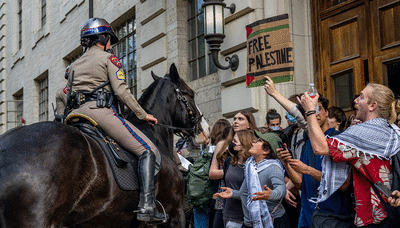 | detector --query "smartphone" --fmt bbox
[374,181,392,198]
[278,140,284,149]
